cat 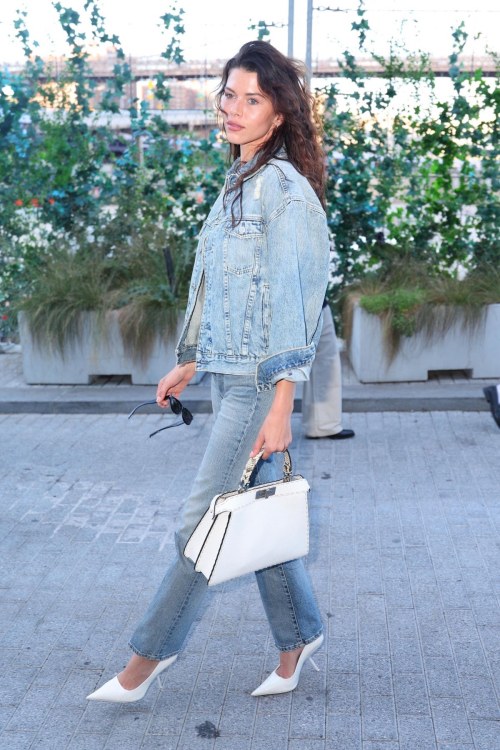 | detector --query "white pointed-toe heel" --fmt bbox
[251,633,324,697]
[86,654,177,703]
